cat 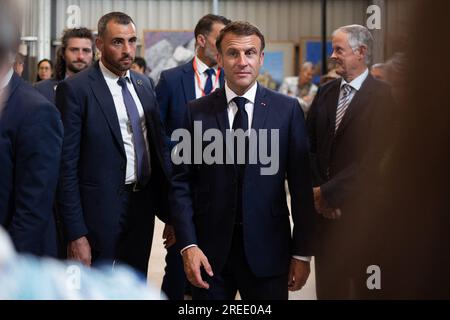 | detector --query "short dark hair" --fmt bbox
[97,12,134,38]
[216,21,265,53]
[133,57,147,71]
[54,27,95,80]
[194,14,231,40]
